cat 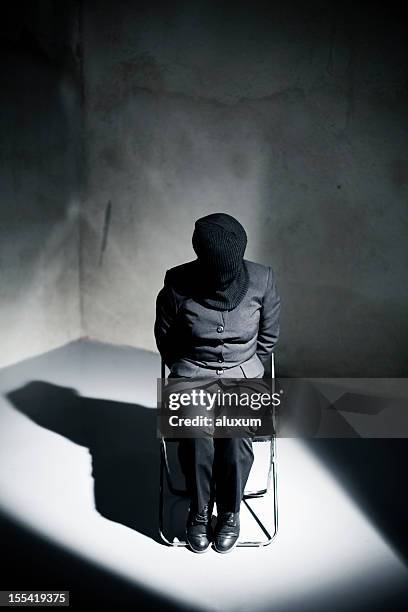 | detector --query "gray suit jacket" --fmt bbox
[154,259,281,378]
